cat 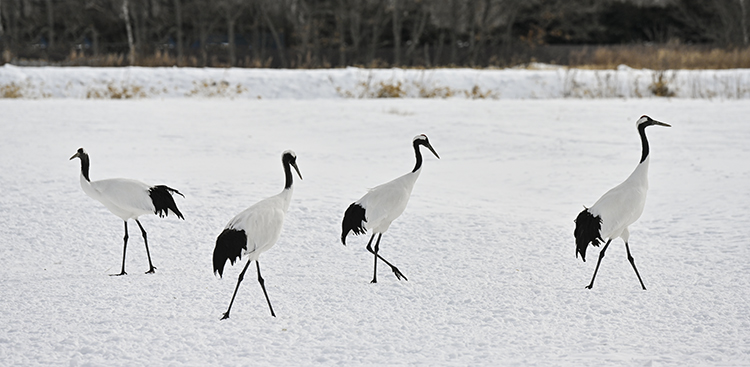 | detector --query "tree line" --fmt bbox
[1,0,748,68]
